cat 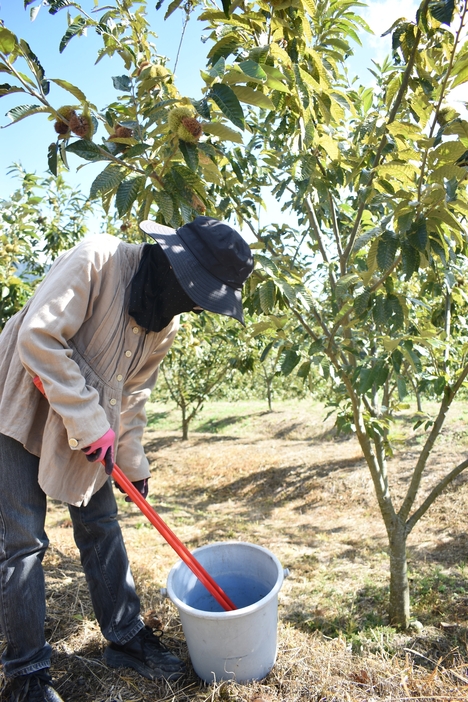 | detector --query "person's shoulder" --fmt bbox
[71,234,144,265]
